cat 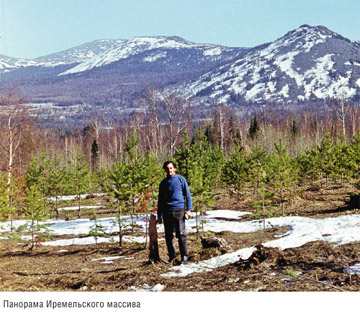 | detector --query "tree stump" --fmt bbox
[201,236,228,249]
[149,214,161,262]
